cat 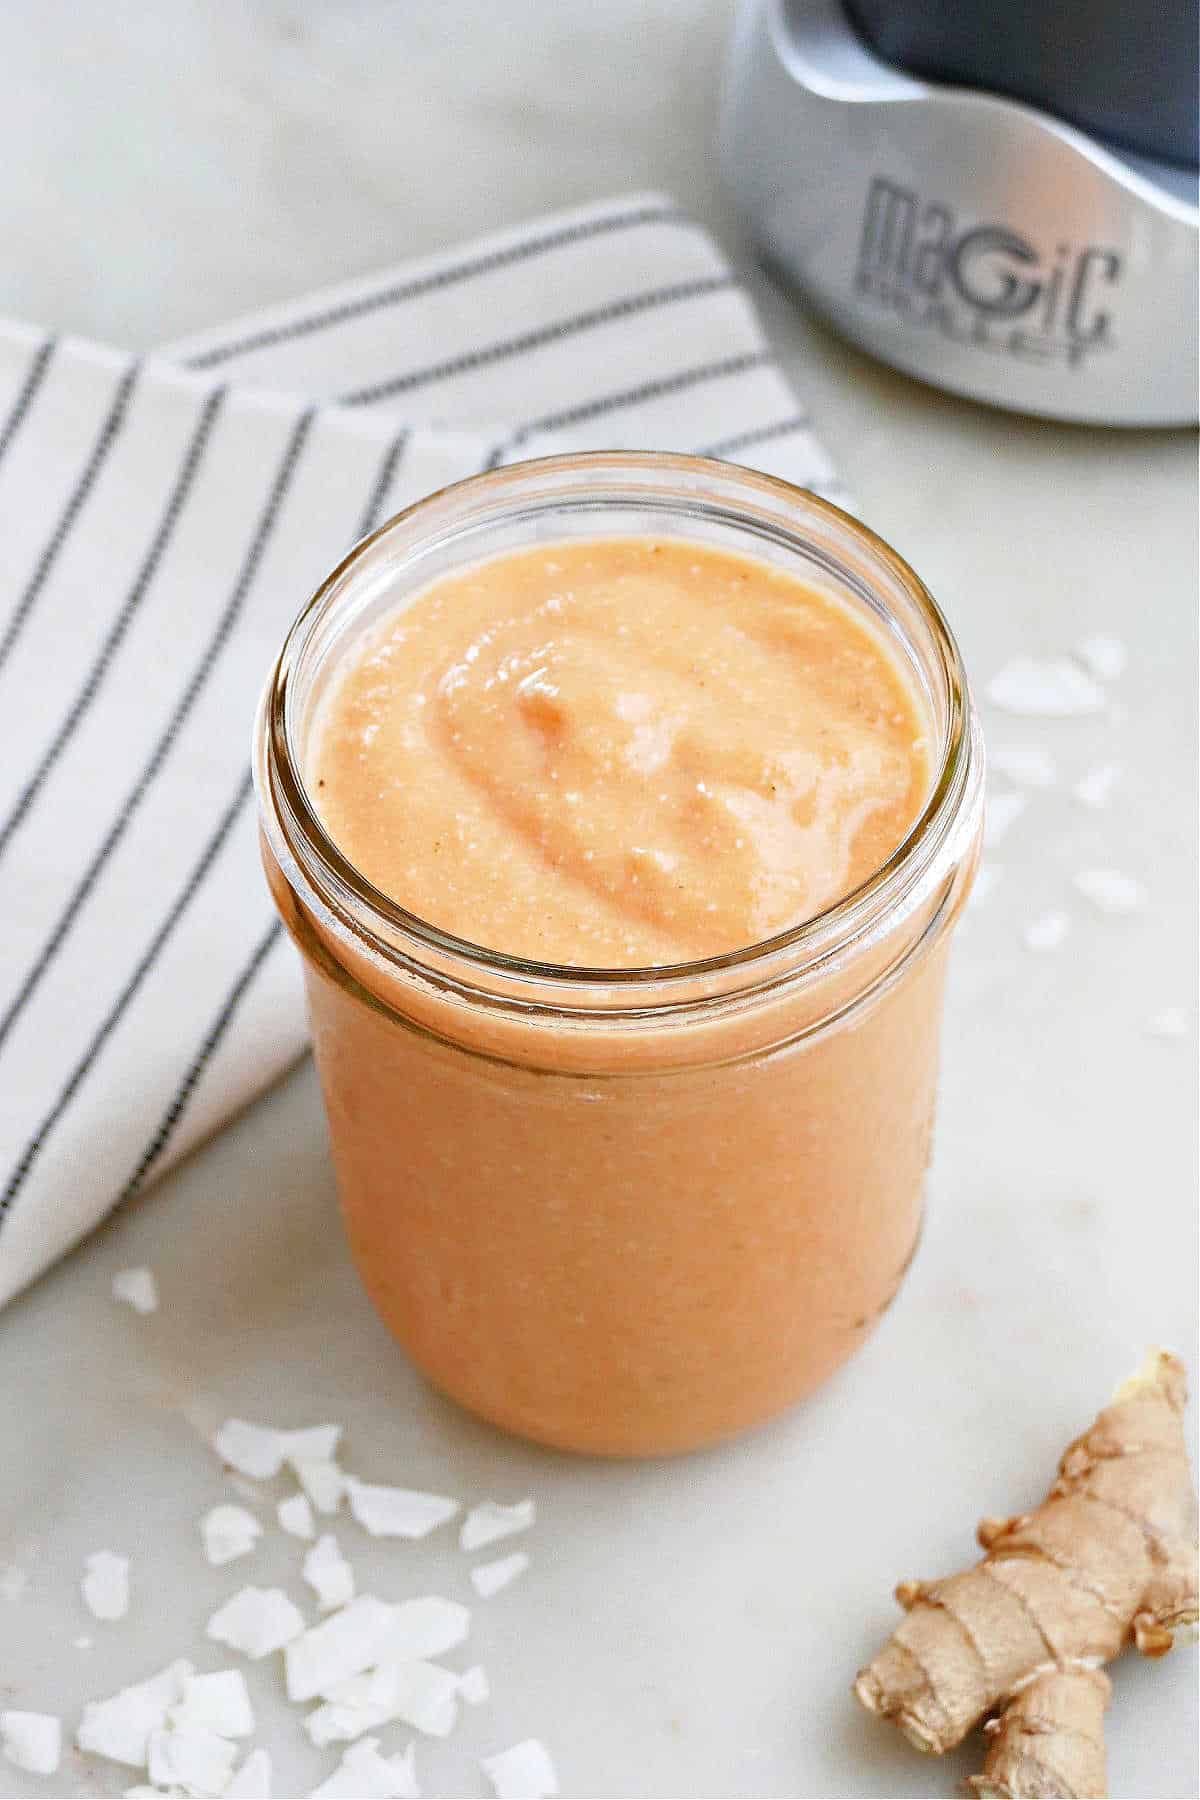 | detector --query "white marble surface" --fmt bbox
[0,4,1196,1797]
